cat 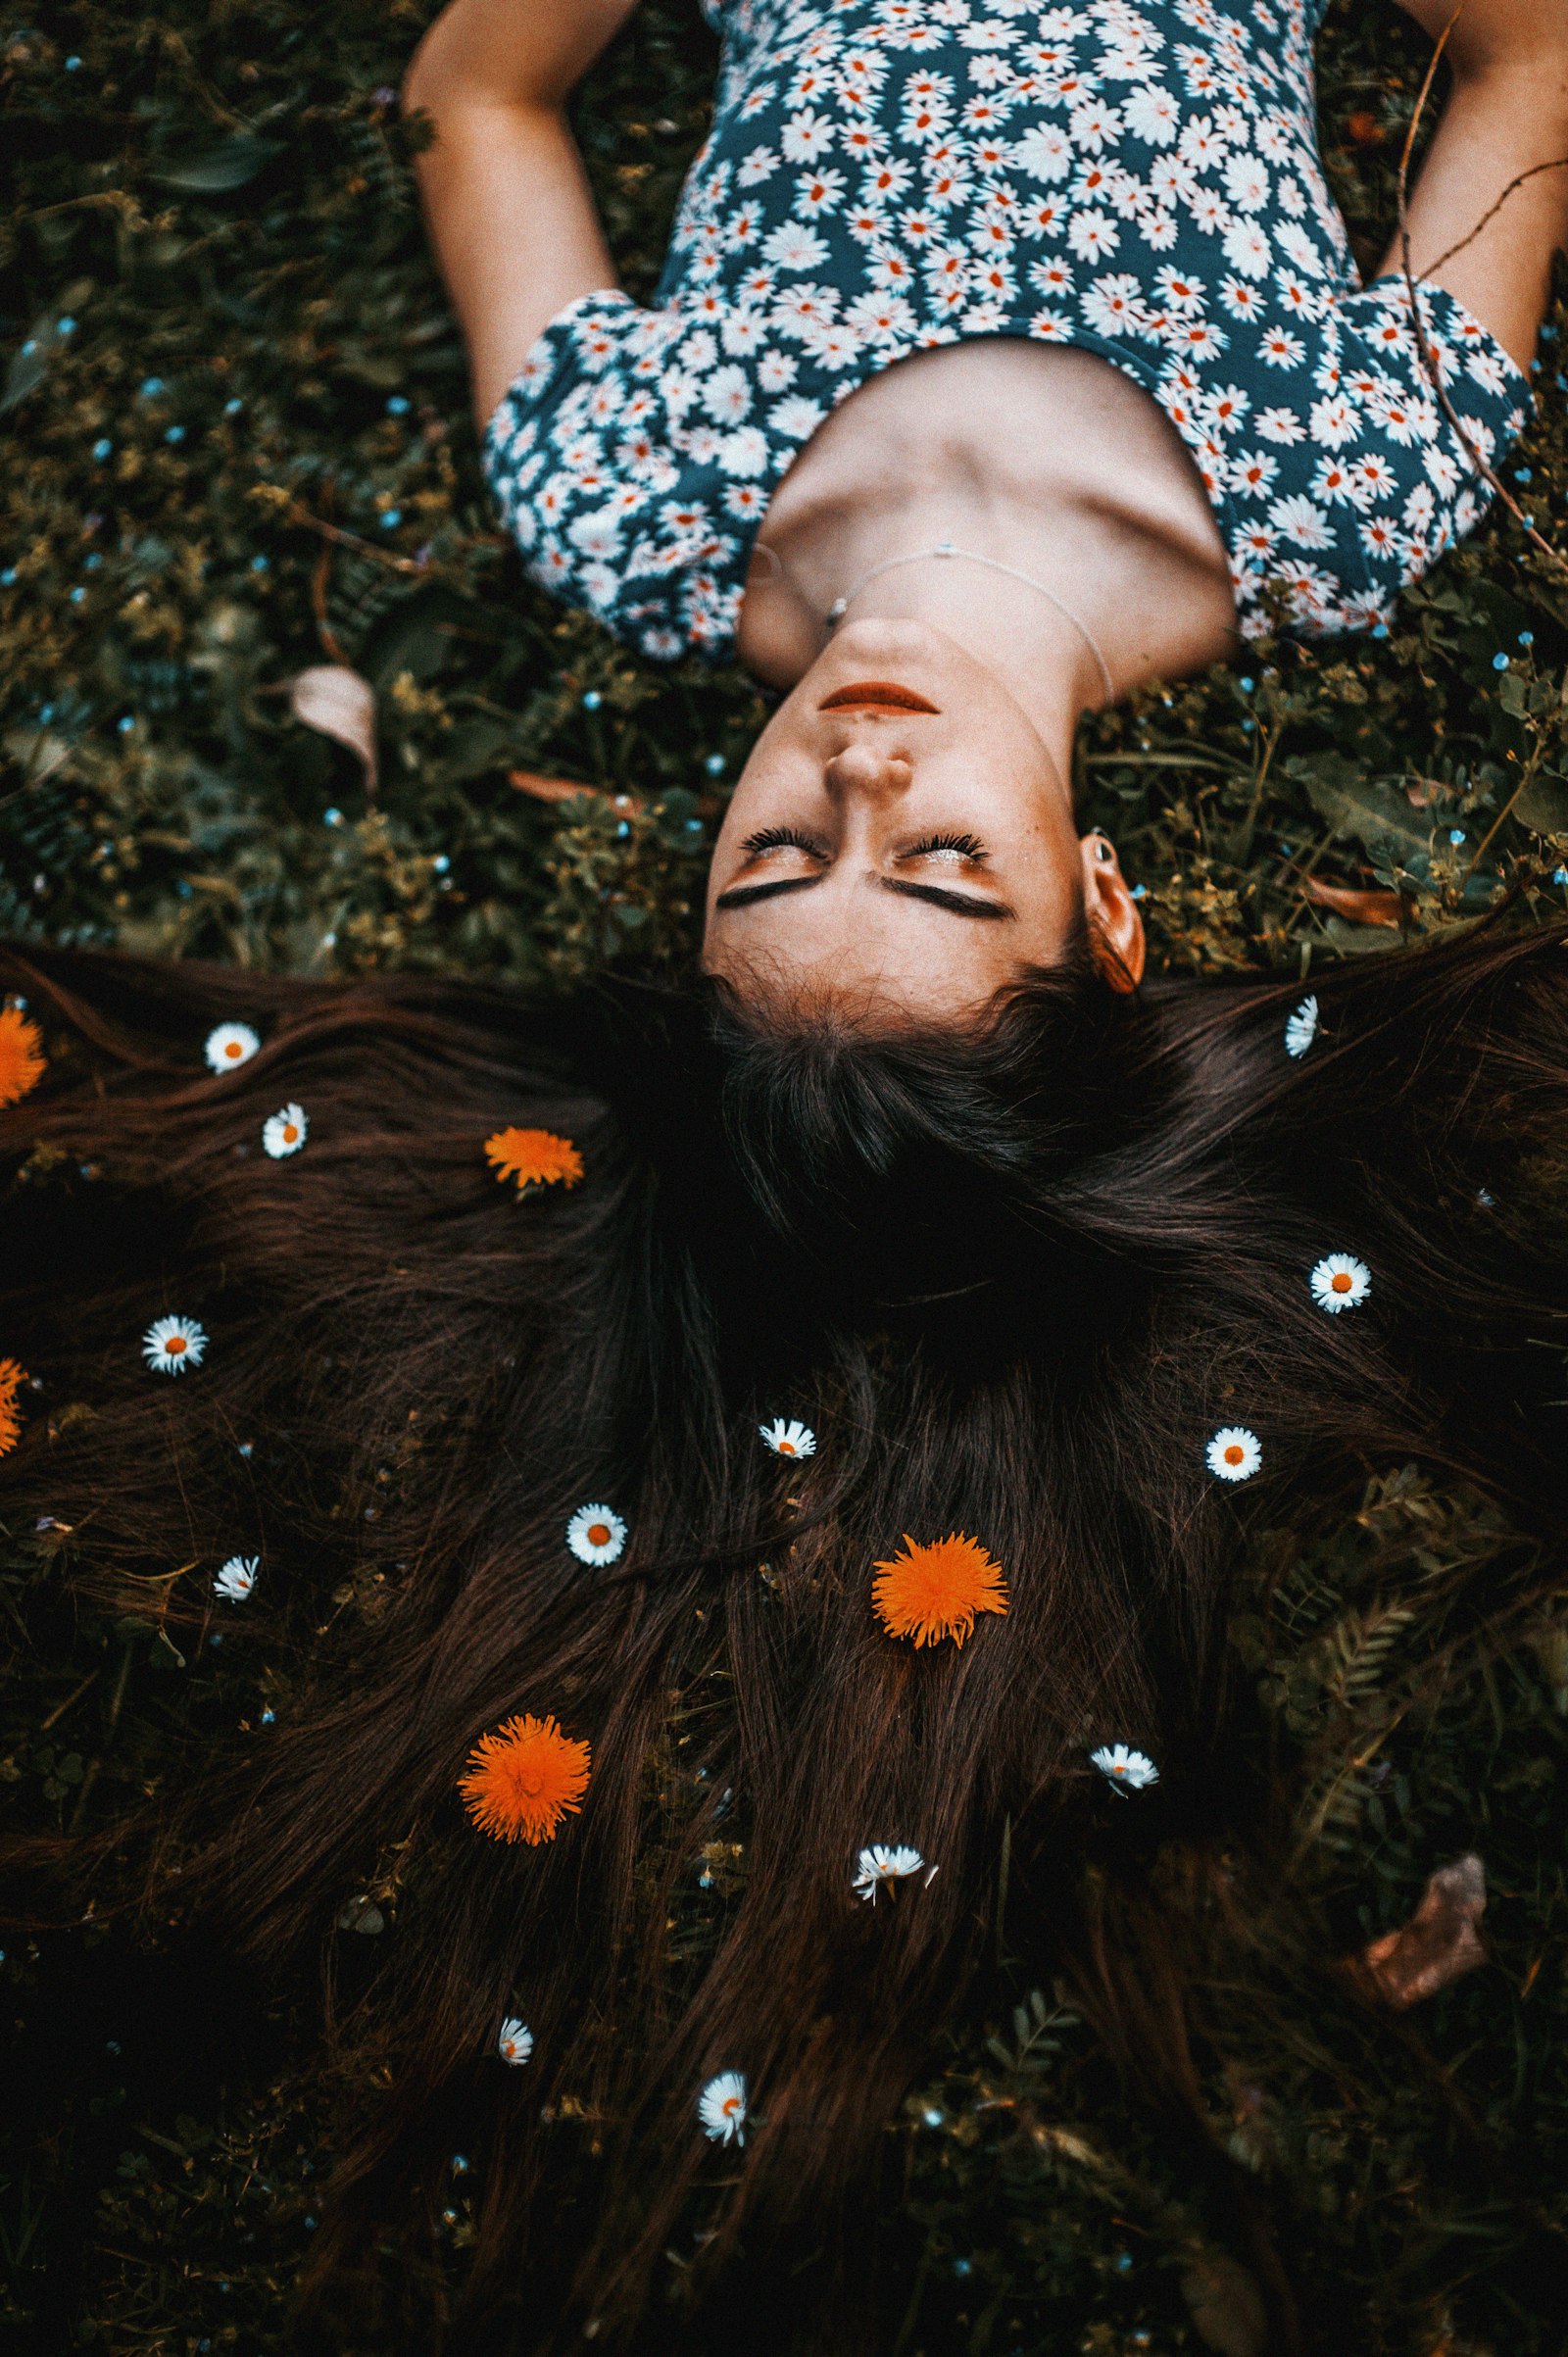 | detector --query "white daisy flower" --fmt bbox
[1309,1252,1371,1313]
[1205,1427,1261,1483]
[1284,994,1318,1058]
[205,1022,260,1074]
[760,1417,816,1459]
[1090,1743,1160,1793]
[497,2018,534,2067]
[213,1554,259,1602]
[852,1843,928,1902]
[262,1103,308,1158]
[566,1503,627,1565]
[698,2069,748,2145]
[142,1314,208,1376]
